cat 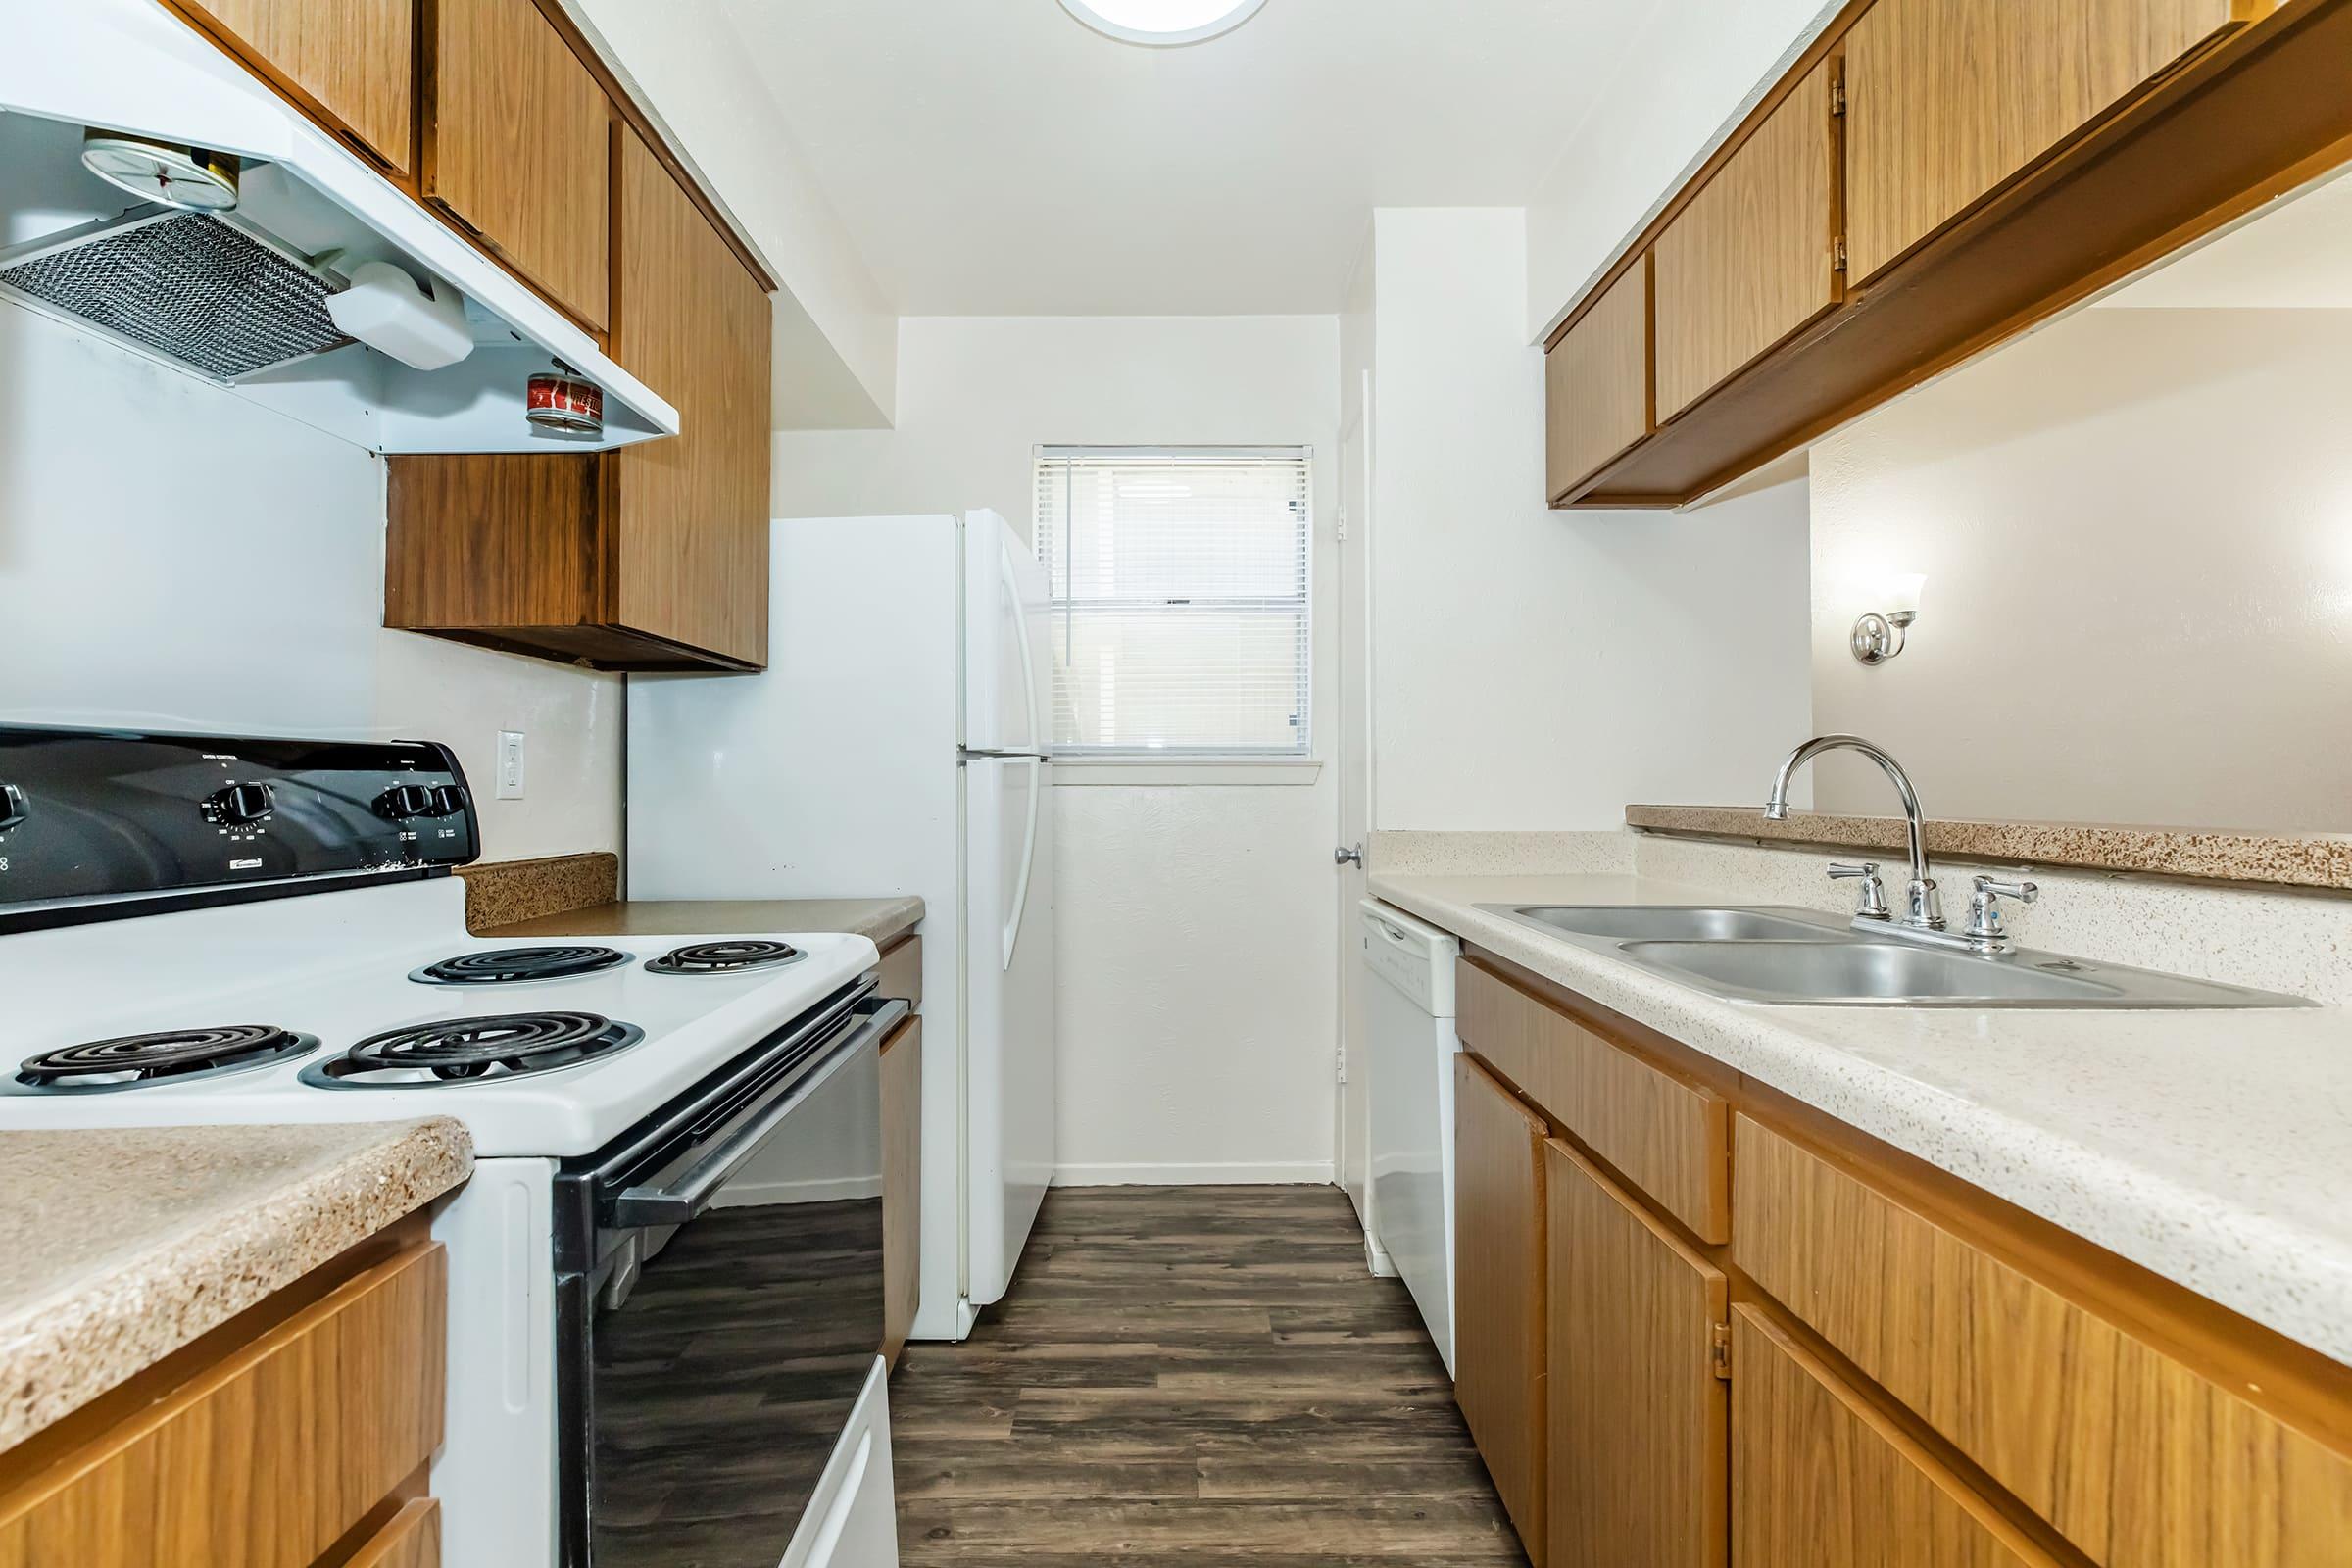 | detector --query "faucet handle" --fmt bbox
[1965,874,2039,943]
[1827,860,1891,920]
